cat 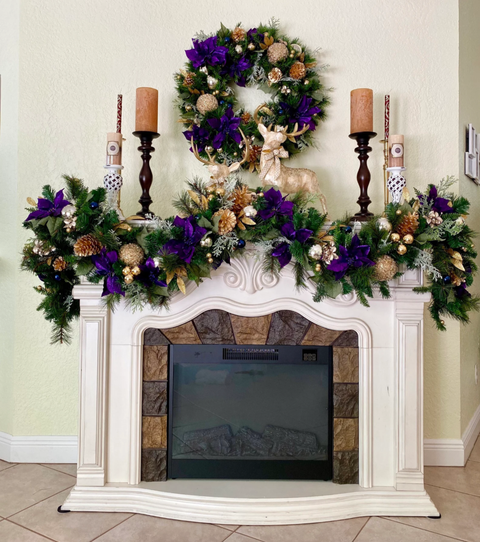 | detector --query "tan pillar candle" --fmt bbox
[135,87,158,132]
[388,135,404,167]
[106,132,122,166]
[350,88,373,134]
